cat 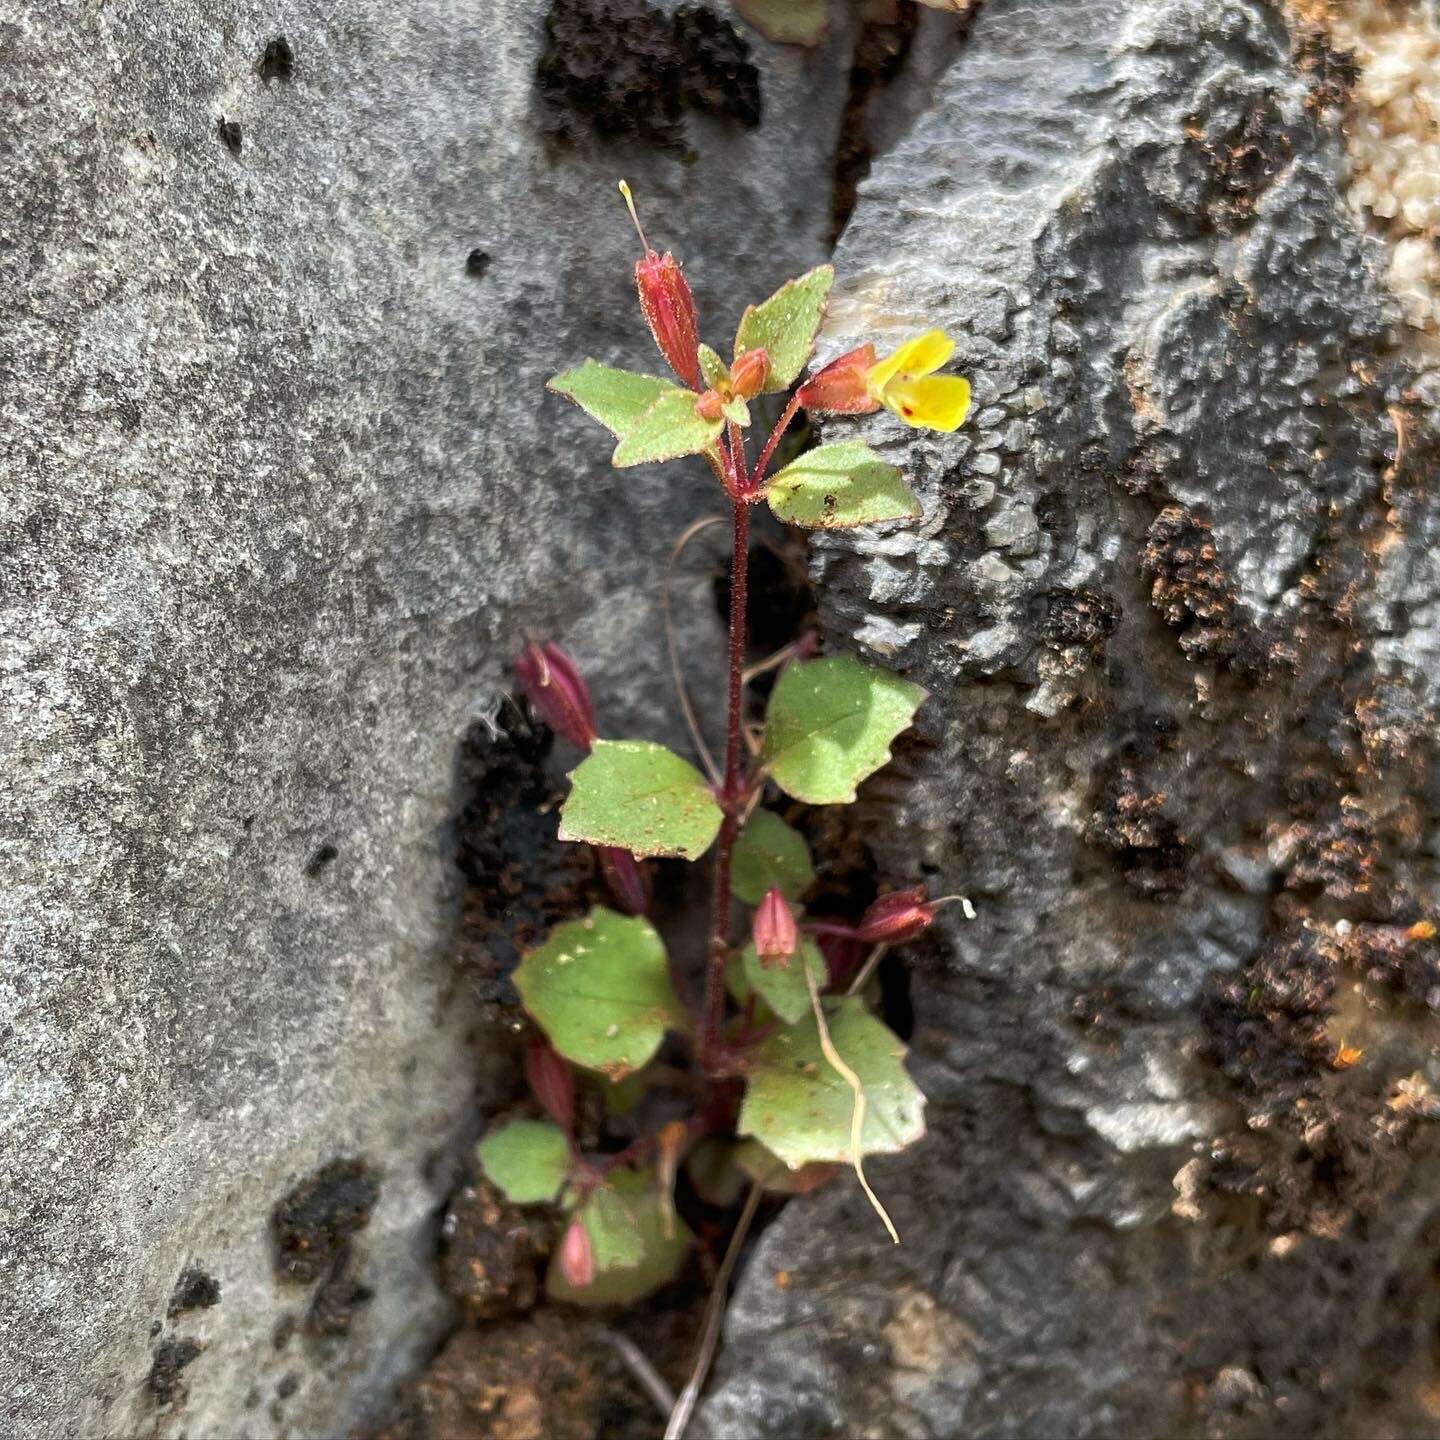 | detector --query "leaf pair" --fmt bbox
[558,657,925,868]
